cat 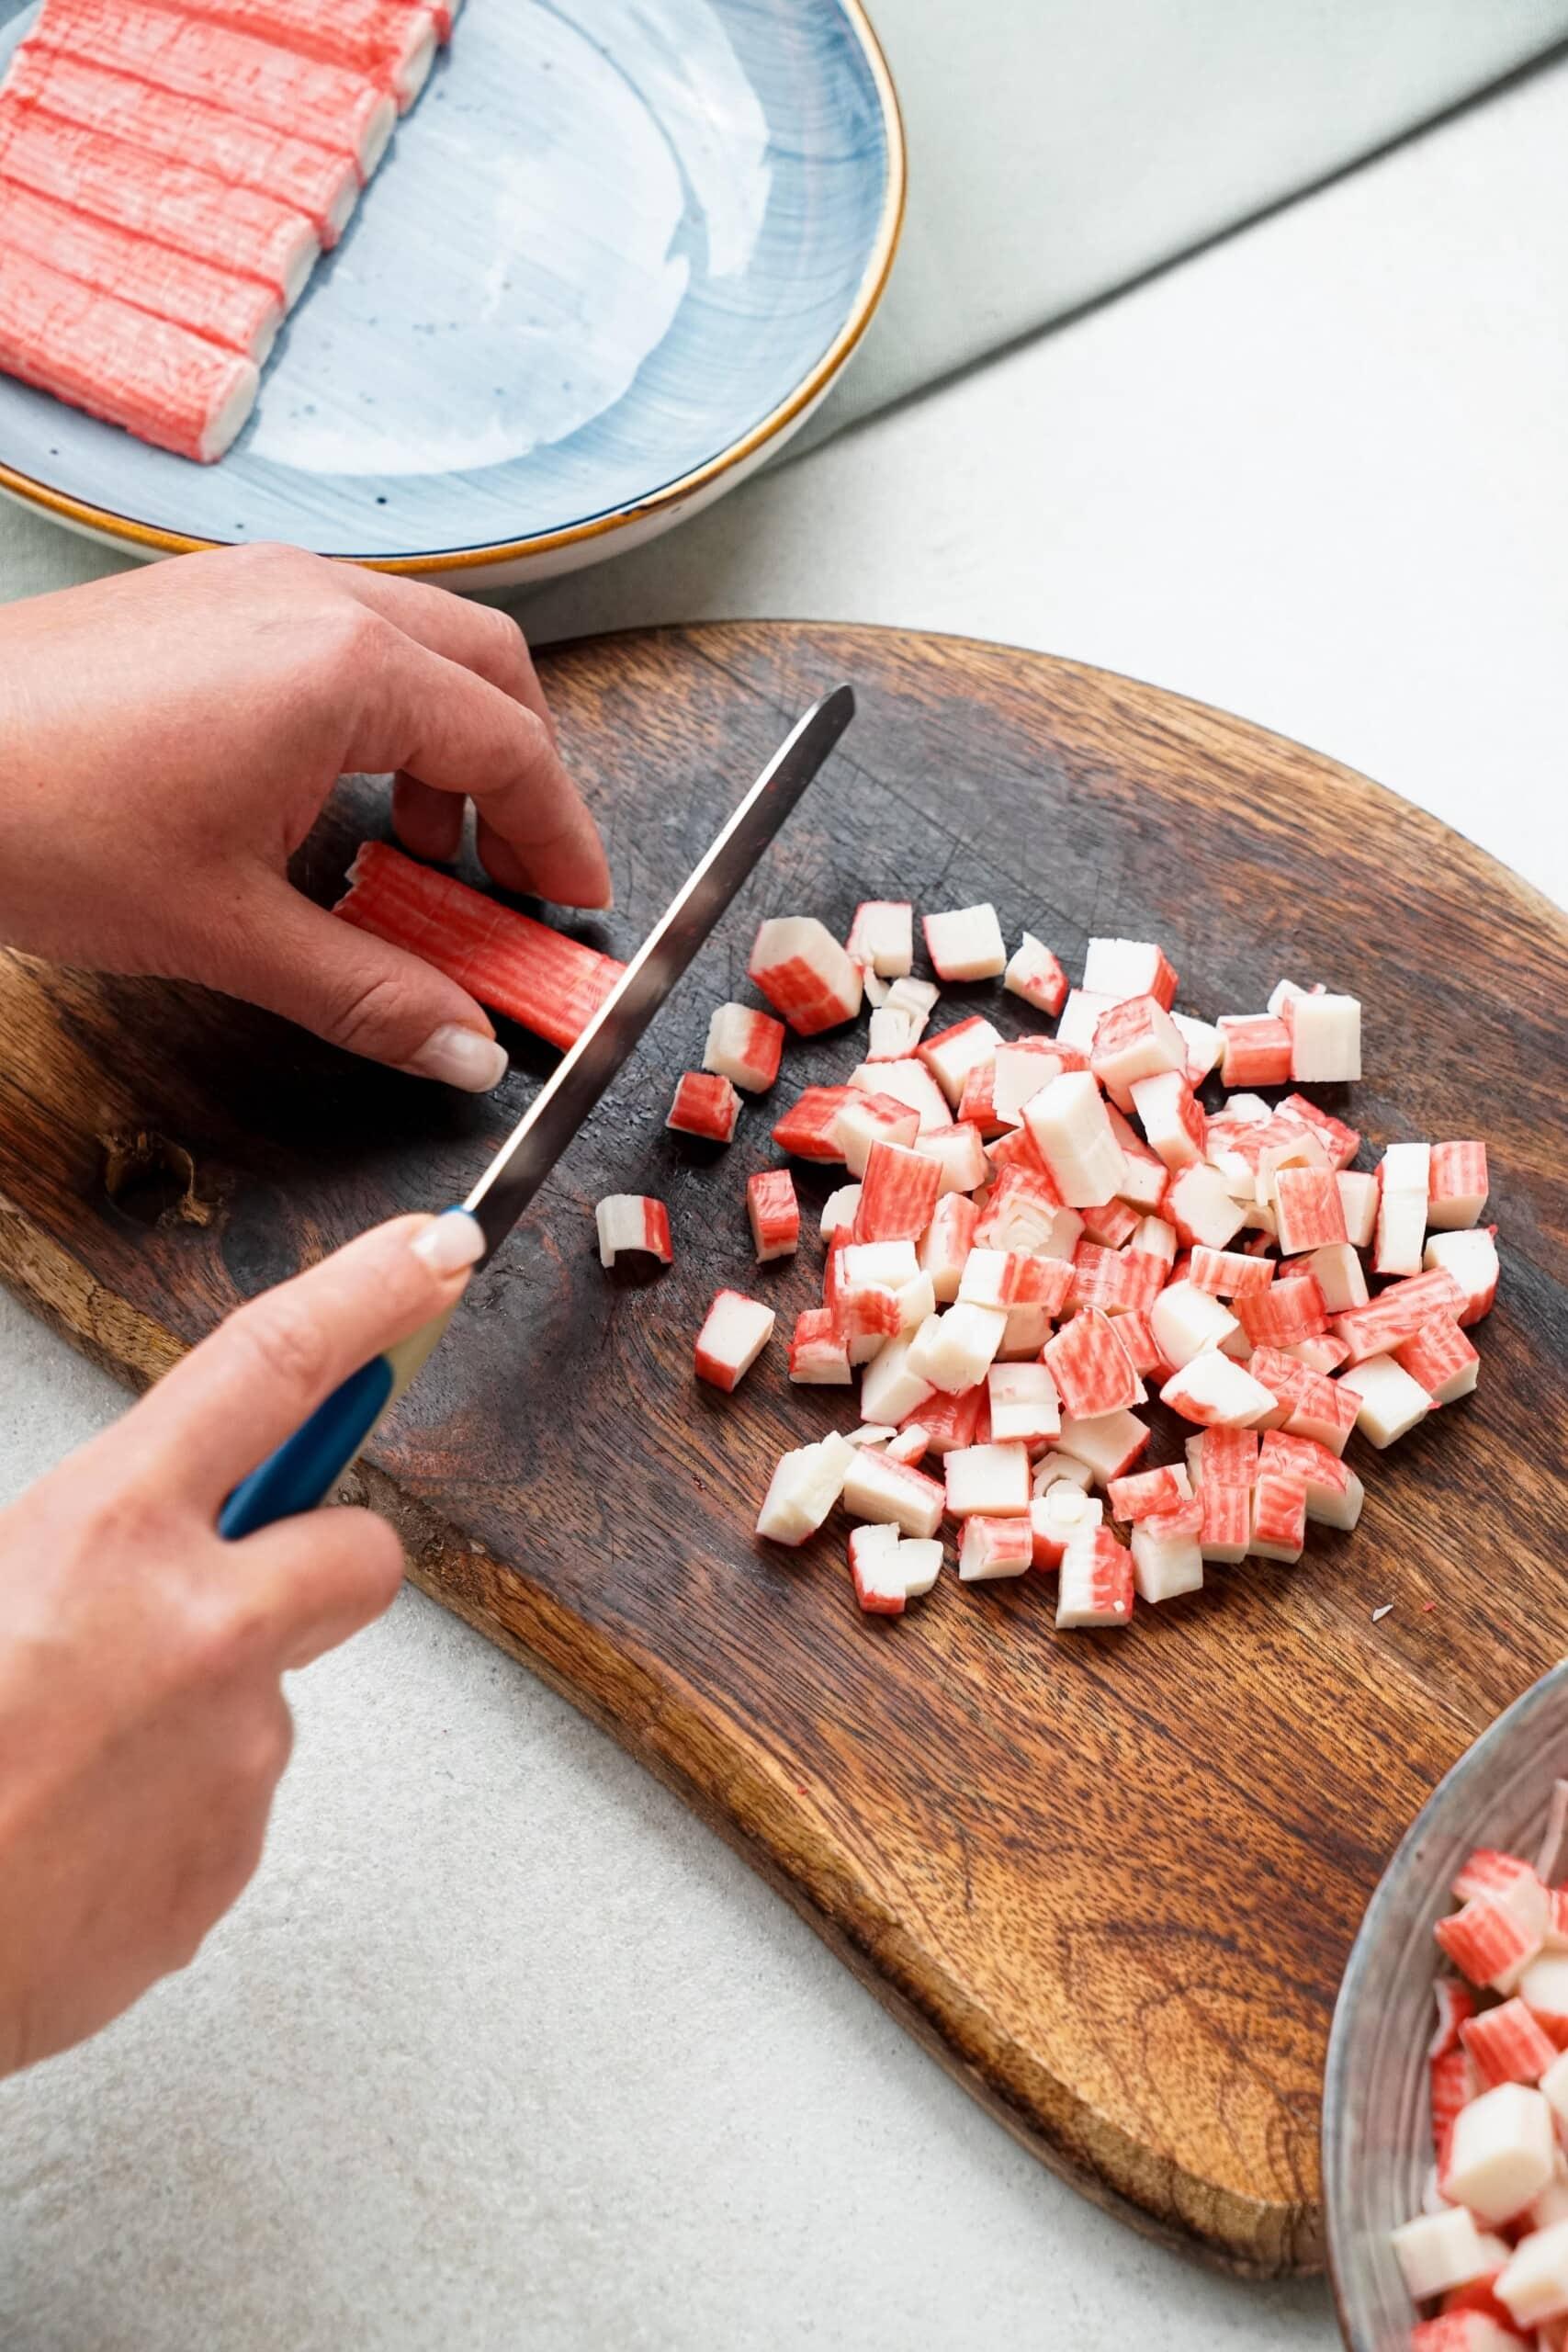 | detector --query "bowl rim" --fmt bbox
[0,0,908,575]
[1322,1656,1568,2352]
